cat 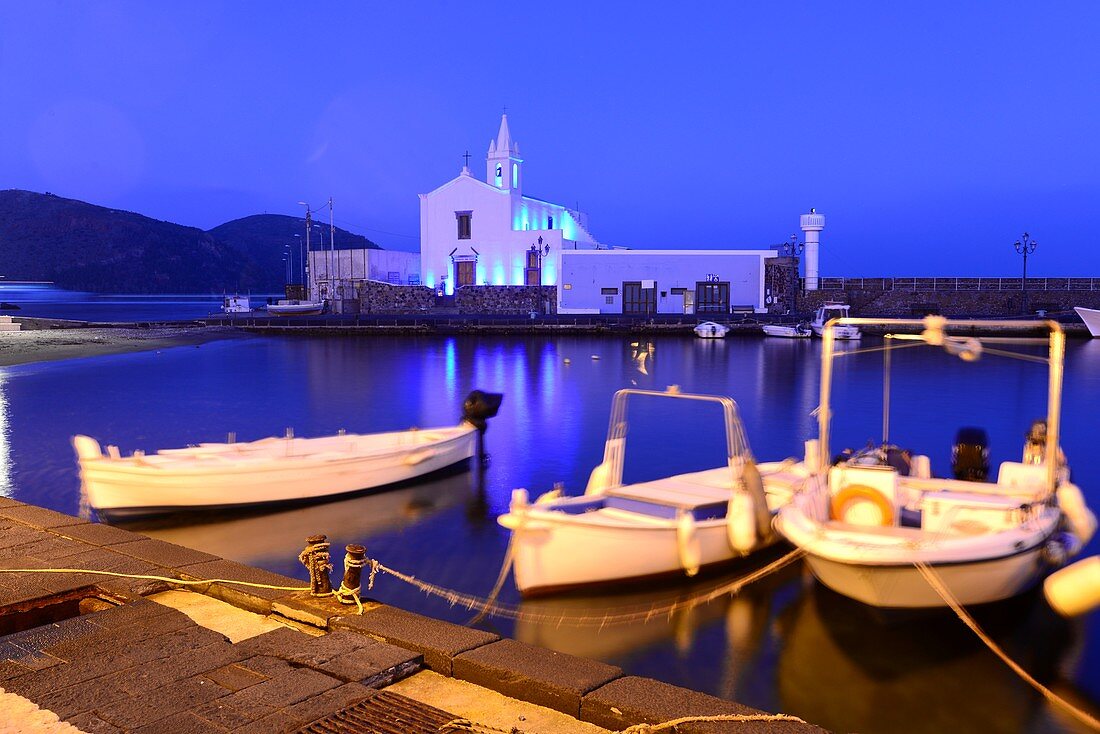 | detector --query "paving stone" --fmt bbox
[312,641,422,686]
[332,604,498,675]
[232,682,377,734]
[453,638,622,717]
[52,521,143,547]
[0,497,25,508]
[205,667,342,723]
[131,710,231,734]
[112,641,244,697]
[272,593,356,627]
[108,537,220,569]
[95,676,228,729]
[65,712,124,734]
[179,559,305,614]
[237,655,297,678]
[0,505,84,529]
[581,676,828,734]
[230,626,307,658]
[203,662,270,693]
[0,523,47,550]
